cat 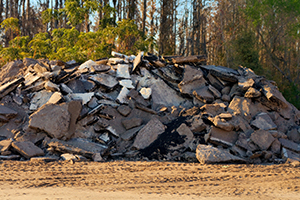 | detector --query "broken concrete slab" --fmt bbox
[44,81,60,92]
[93,152,104,162]
[244,87,261,98]
[208,126,239,147]
[0,138,13,153]
[78,59,96,71]
[132,51,143,72]
[251,112,277,130]
[66,93,93,105]
[46,92,63,104]
[208,85,221,99]
[260,79,289,108]
[187,115,207,133]
[287,127,300,143]
[67,79,86,93]
[29,103,70,140]
[48,138,107,158]
[11,141,44,159]
[122,118,143,130]
[238,78,255,91]
[282,147,300,162]
[128,89,149,107]
[33,63,49,74]
[250,130,275,150]
[178,65,206,95]
[193,86,215,104]
[170,123,194,150]
[200,65,239,82]
[0,60,25,84]
[117,64,131,79]
[0,77,25,99]
[228,96,253,119]
[196,144,245,164]
[116,87,130,104]
[271,139,281,154]
[91,64,111,73]
[117,105,131,116]
[172,55,207,64]
[119,79,135,89]
[279,138,300,153]
[120,126,144,141]
[89,74,118,89]
[132,117,165,149]
[0,105,18,120]
[30,90,53,110]
[211,116,234,131]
